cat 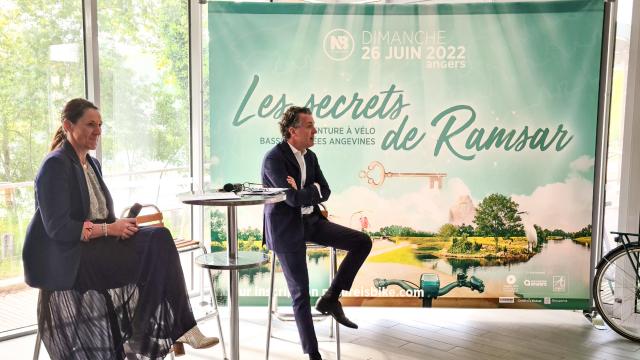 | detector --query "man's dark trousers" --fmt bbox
[275,211,372,354]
